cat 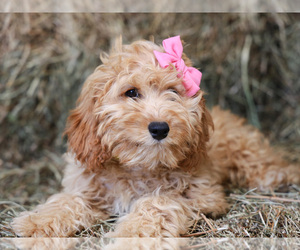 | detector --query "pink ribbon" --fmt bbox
[153,36,202,97]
